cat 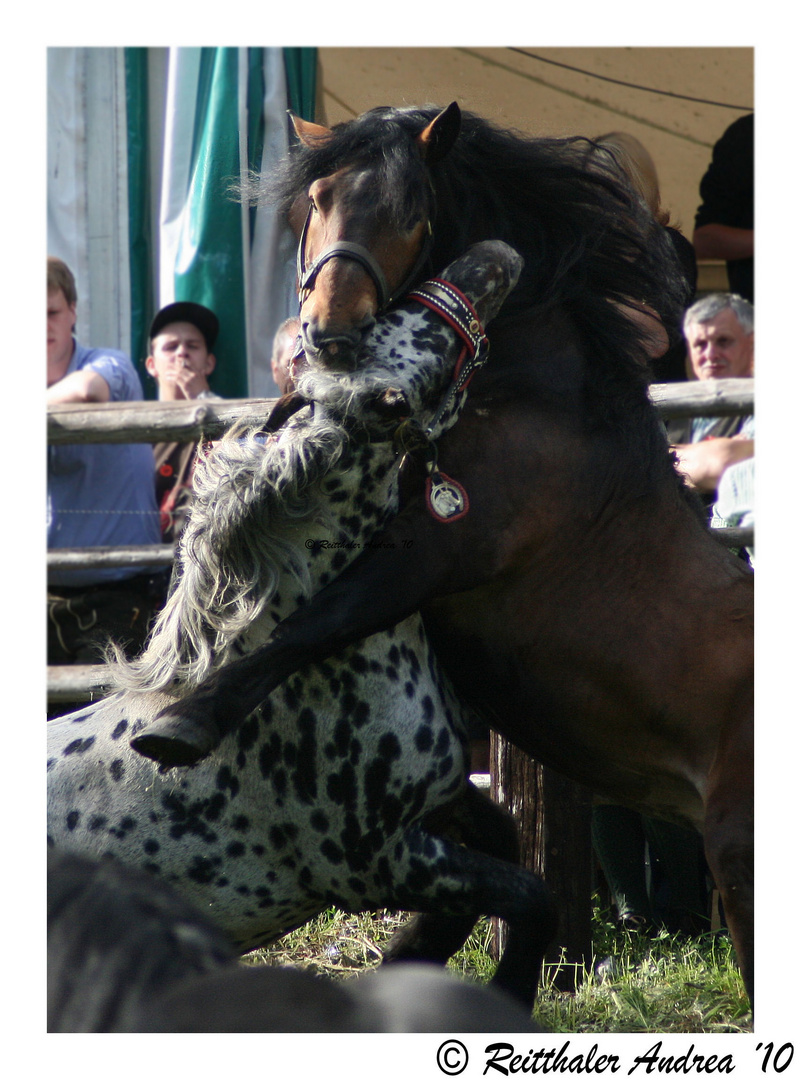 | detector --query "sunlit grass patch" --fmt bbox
[532,906,751,1033]
[245,898,751,1033]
